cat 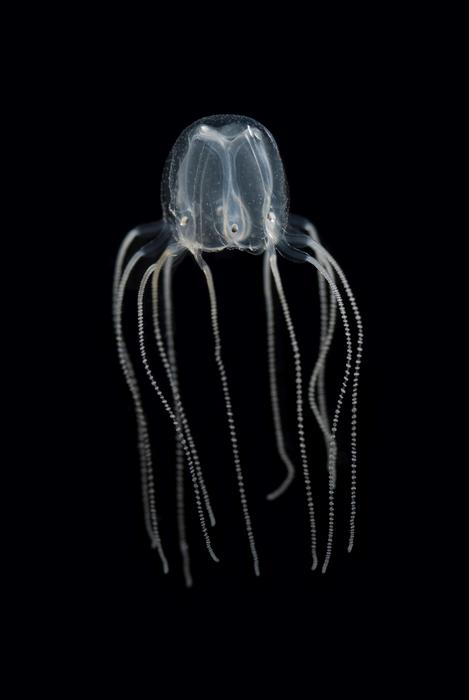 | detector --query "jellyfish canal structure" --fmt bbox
[113,114,363,587]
